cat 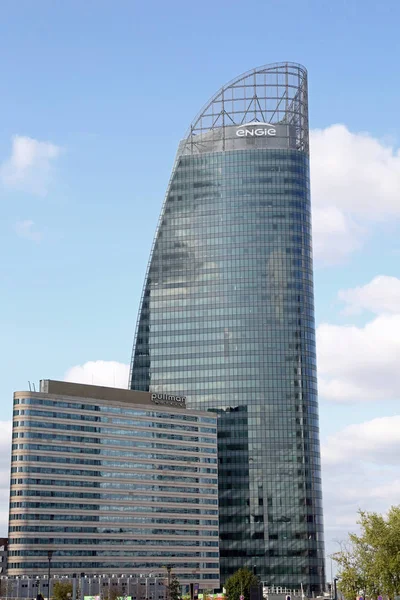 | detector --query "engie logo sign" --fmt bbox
[236,121,276,137]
